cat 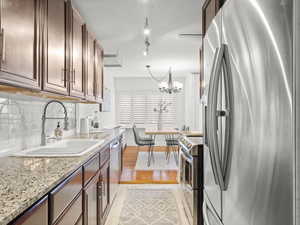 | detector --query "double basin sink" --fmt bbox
[12,139,105,157]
